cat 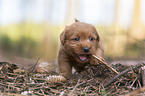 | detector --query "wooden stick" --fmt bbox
[92,55,119,74]
[104,67,133,87]
[104,63,145,87]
